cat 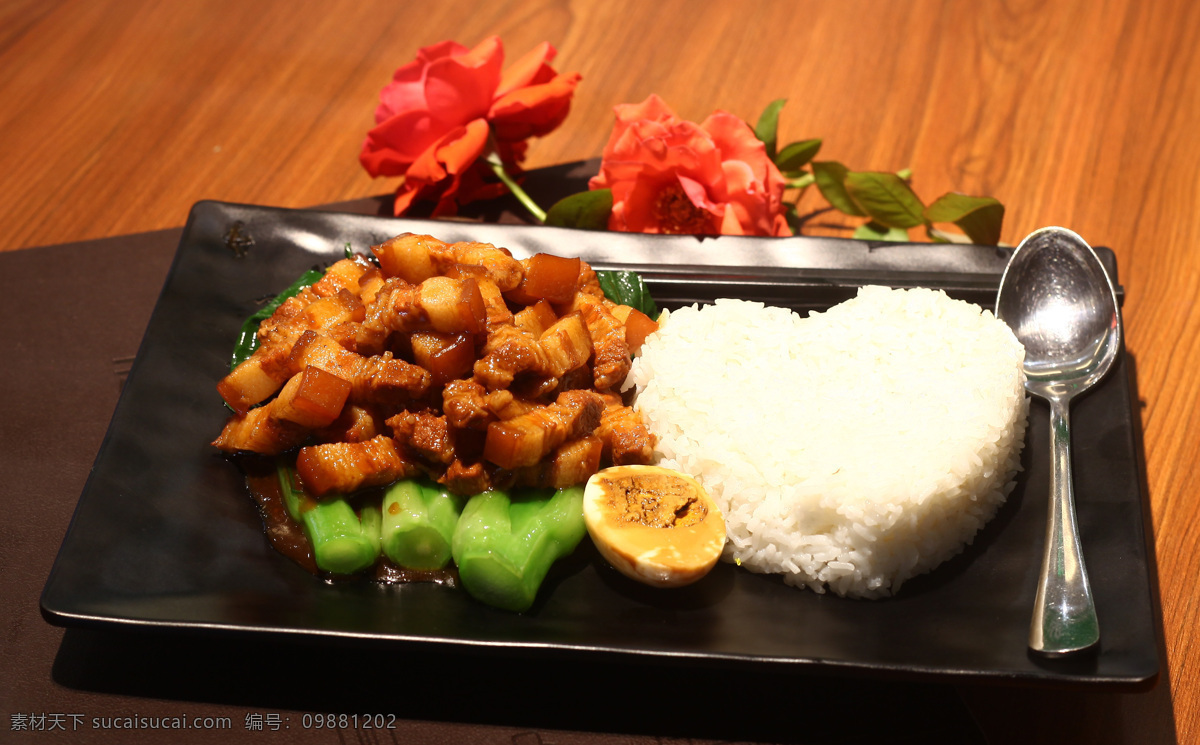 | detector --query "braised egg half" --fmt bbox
[583,465,726,588]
